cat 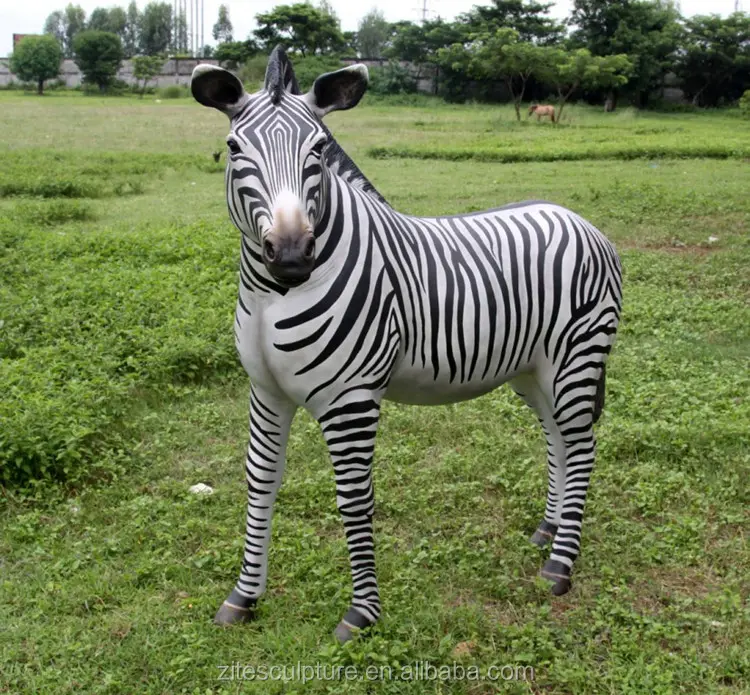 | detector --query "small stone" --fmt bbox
[708,236,719,244]
[672,239,687,248]
[451,640,476,659]
[710,620,725,627]
[189,483,213,495]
